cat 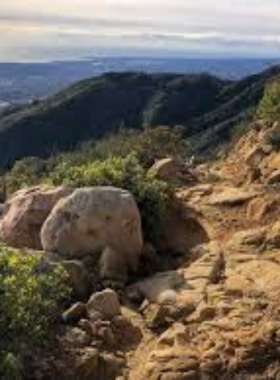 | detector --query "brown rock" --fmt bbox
[246,198,274,222]
[0,186,70,249]
[87,289,121,319]
[65,327,92,348]
[144,348,199,380]
[208,188,258,206]
[144,303,183,329]
[99,246,128,282]
[149,157,184,182]
[112,315,142,346]
[101,353,125,380]
[266,221,280,248]
[267,169,280,184]
[62,302,86,324]
[75,347,99,380]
